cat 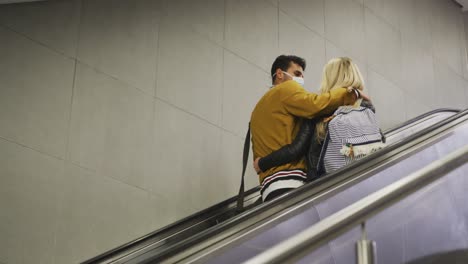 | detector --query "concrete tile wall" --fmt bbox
[462,13,468,79]
[156,14,223,124]
[400,33,436,105]
[367,69,406,129]
[222,50,270,136]
[0,0,468,263]
[325,0,366,62]
[225,0,278,71]
[279,0,325,36]
[466,79,468,104]
[162,0,224,45]
[54,164,159,264]
[364,0,401,30]
[152,99,222,218]
[0,27,74,159]
[434,58,467,109]
[365,7,402,86]
[280,10,326,92]
[431,0,464,76]
[398,0,434,55]
[0,139,64,264]
[77,0,161,96]
[68,63,155,191]
[0,0,81,57]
